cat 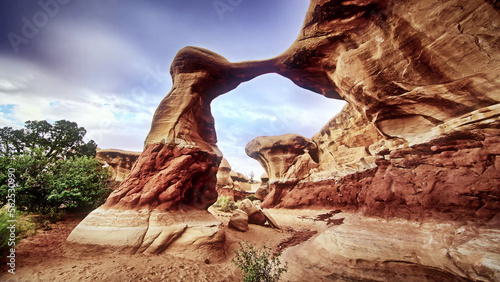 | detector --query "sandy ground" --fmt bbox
[0,208,339,281]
